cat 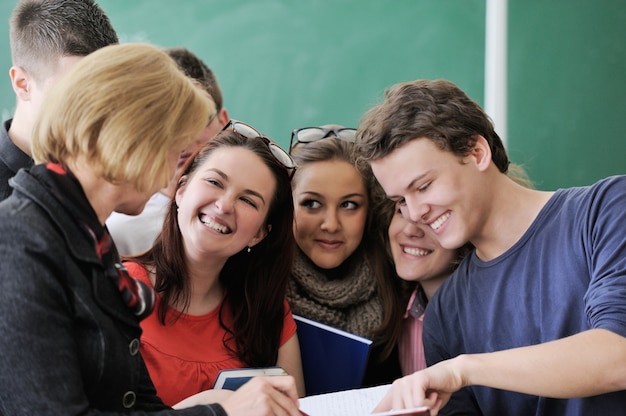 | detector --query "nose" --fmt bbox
[403,220,426,238]
[320,208,340,233]
[215,194,234,214]
[401,195,429,224]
